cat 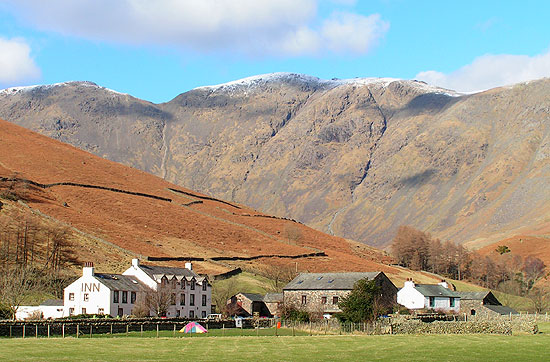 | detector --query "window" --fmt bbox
[98,308,104,314]
[429,297,435,308]
[118,308,123,317]
[176,310,180,317]
[131,292,136,304]
[83,293,89,302]
[81,308,86,314]
[122,291,128,304]
[171,278,177,288]
[69,308,74,315]
[202,311,207,318]
[161,277,168,287]
[190,294,195,306]
[301,295,307,305]
[113,291,119,303]
[321,296,327,304]
[191,280,195,290]
[450,297,455,308]
[171,293,177,305]
[181,280,185,290]
[69,293,74,301]
[180,293,185,306]
[333,296,339,304]
[202,295,207,306]
[471,309,476,316]
[189,310,195,319]
[202,282,207,291]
